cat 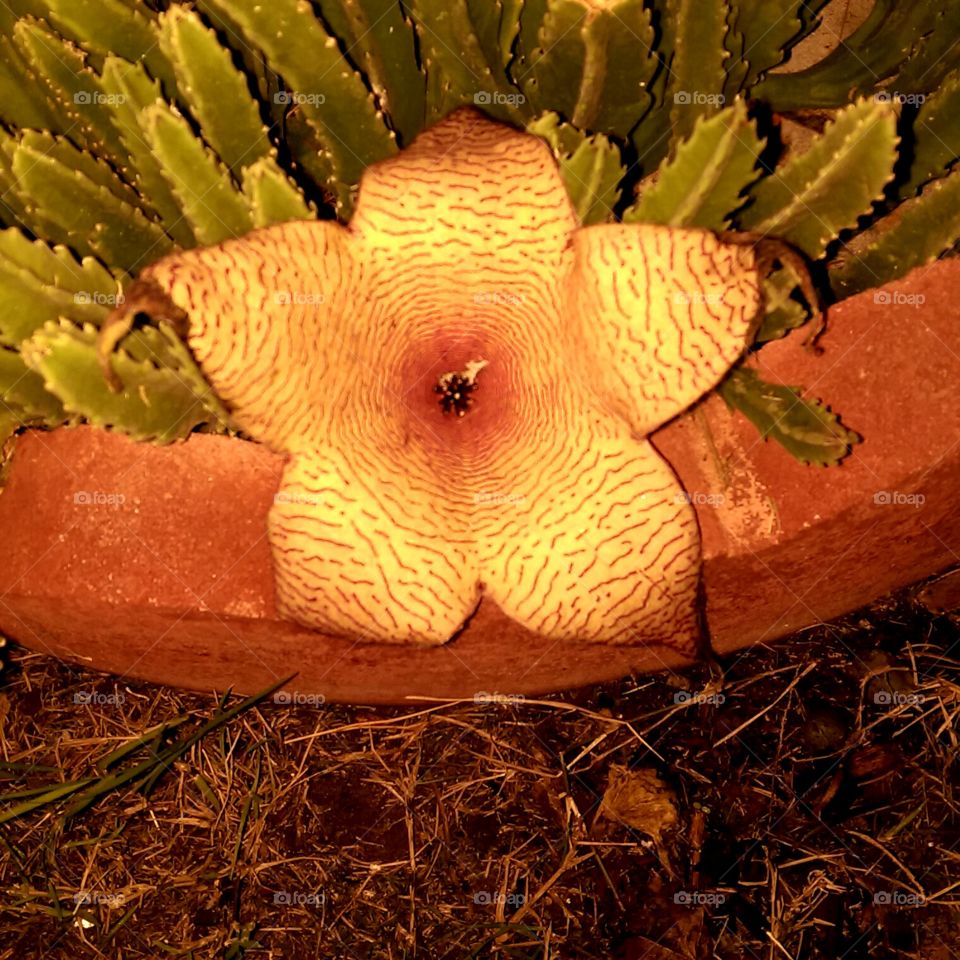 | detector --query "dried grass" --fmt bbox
[1,583,959,958]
